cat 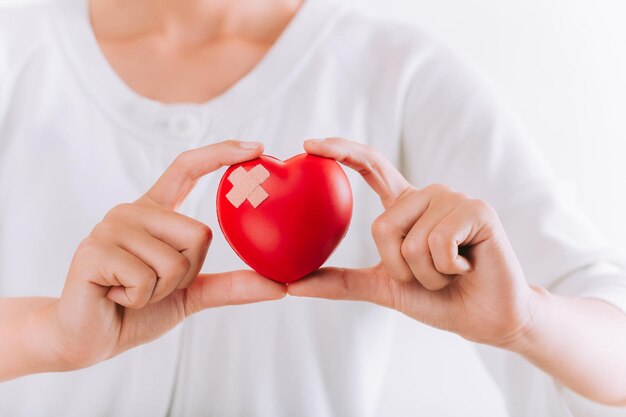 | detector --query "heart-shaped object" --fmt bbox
[216,154,353,283]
